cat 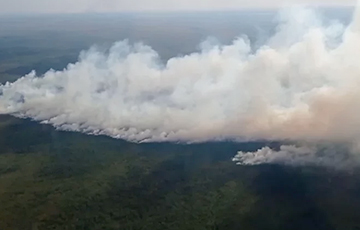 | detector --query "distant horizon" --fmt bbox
[0,5,355,18]
[0,0,357,15]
